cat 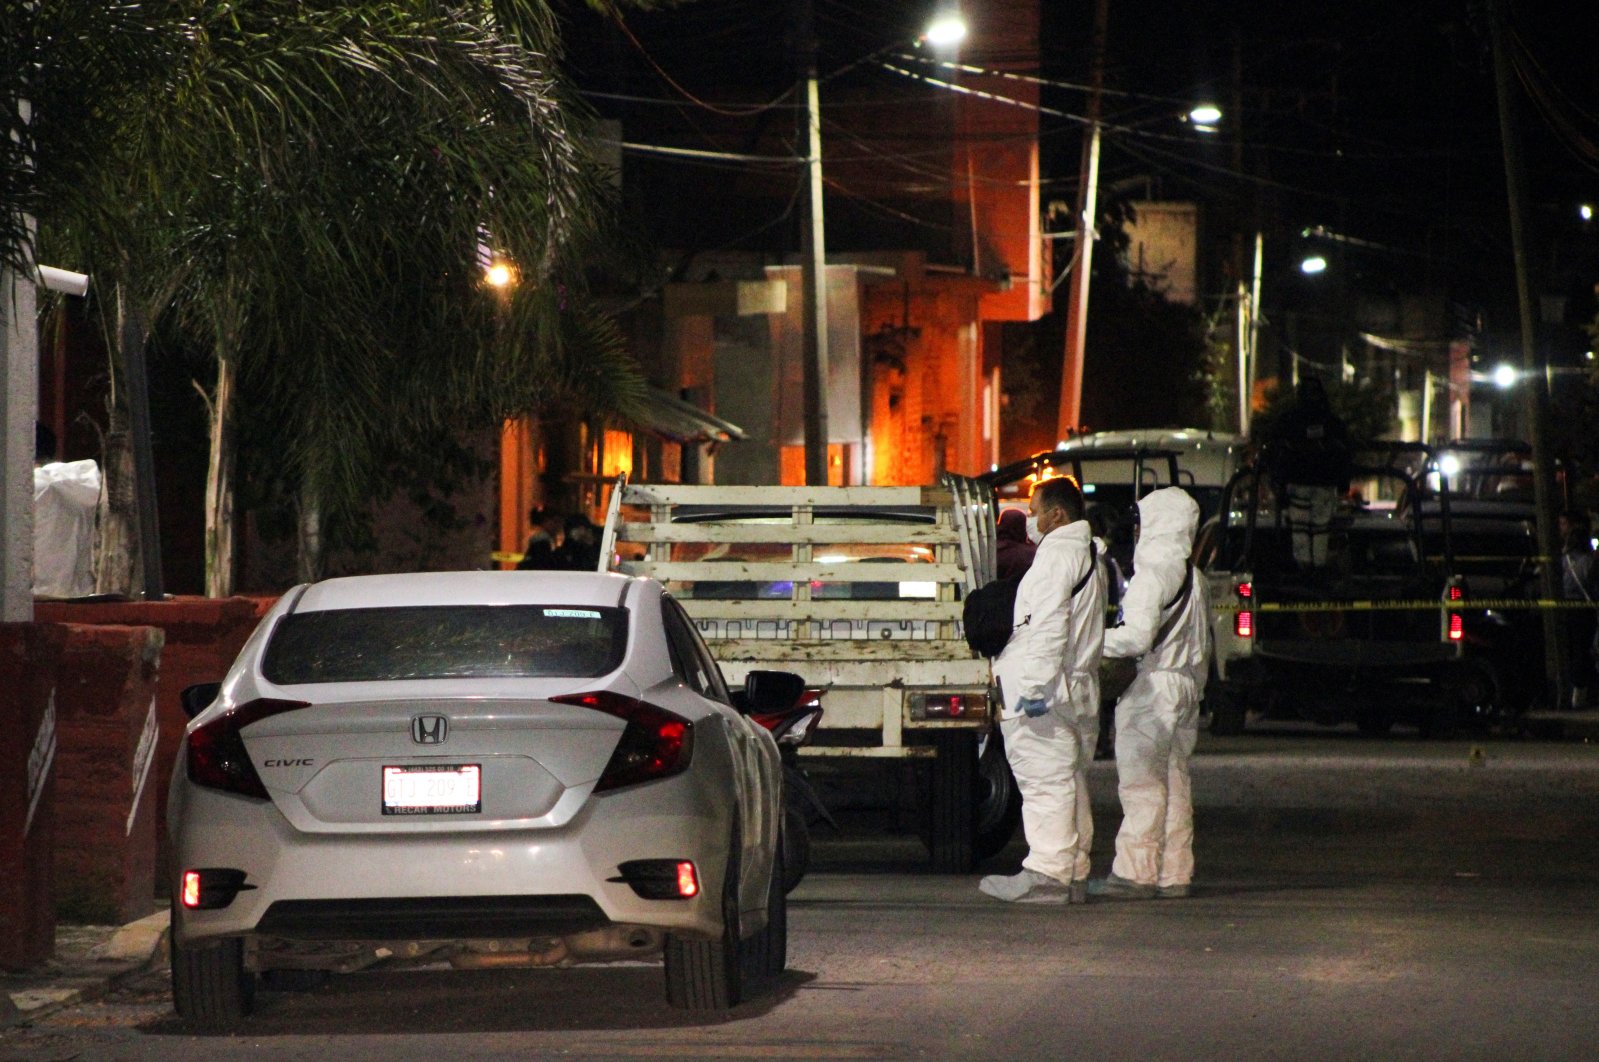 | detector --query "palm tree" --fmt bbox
[32,1,650,592]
